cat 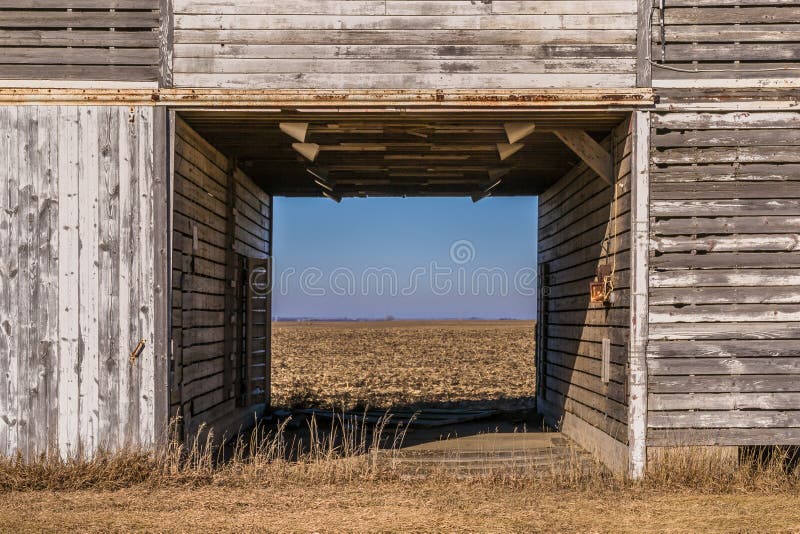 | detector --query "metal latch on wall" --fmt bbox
[130,339,146,363]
